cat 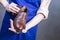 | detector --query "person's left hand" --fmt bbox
[8,19,18,33]
[8,19,27,34]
